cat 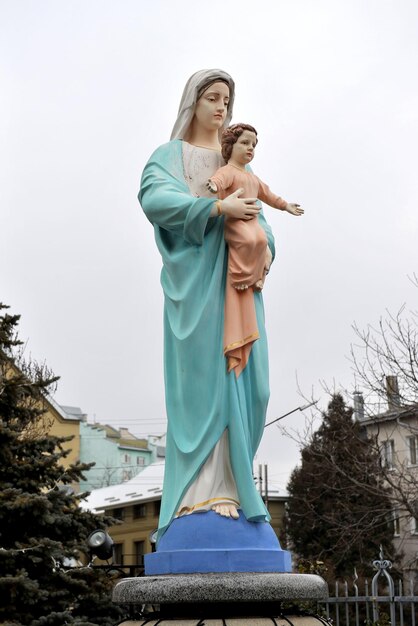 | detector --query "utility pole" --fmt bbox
[257,463,269,511]
[258,464,263,498]
[264,463,269,511]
